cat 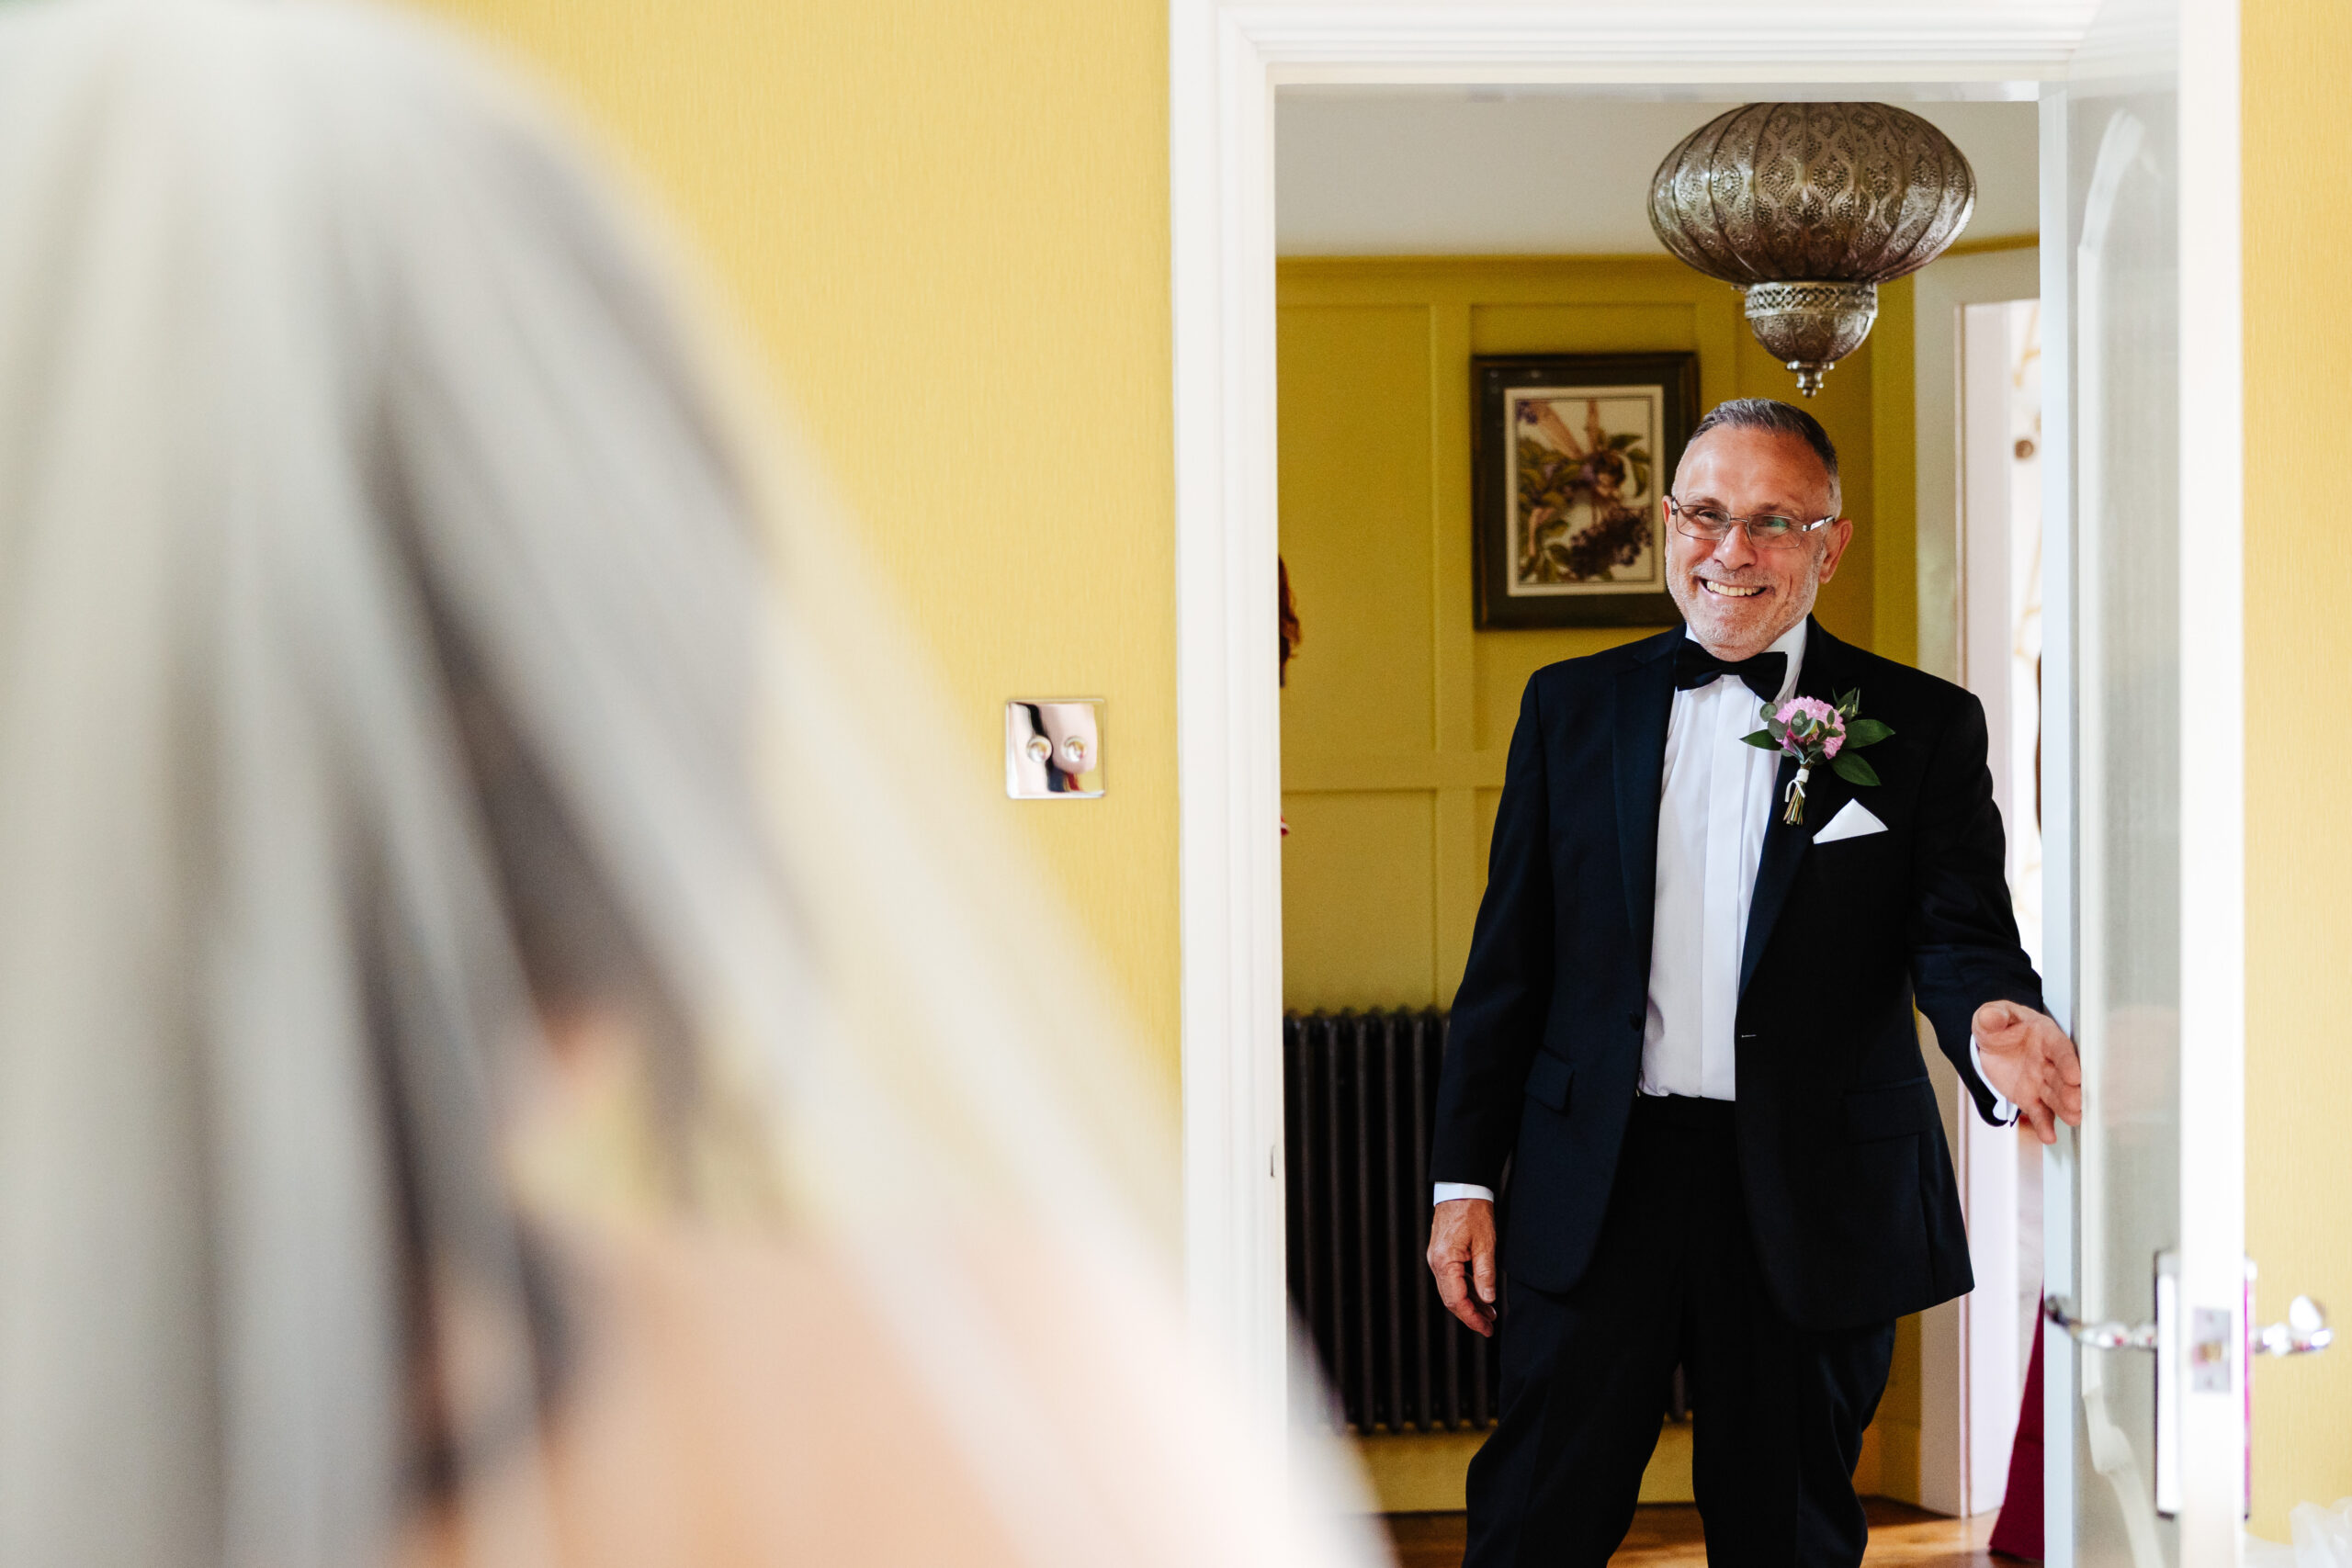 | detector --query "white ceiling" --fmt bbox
[1274,92,2039,258]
